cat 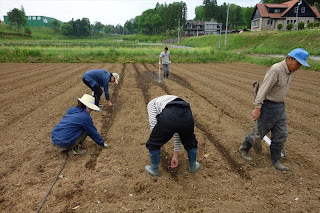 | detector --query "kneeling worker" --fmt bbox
[145,95,200,176]
[51,94,108,155]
